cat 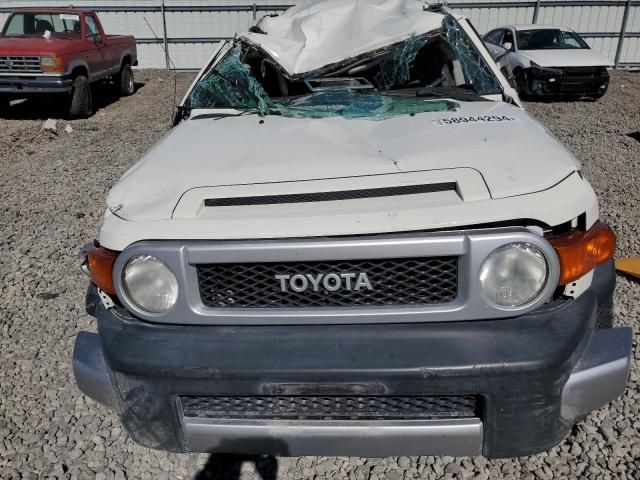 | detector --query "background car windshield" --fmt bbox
[517,29,589,50]
[3,13,82,38]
